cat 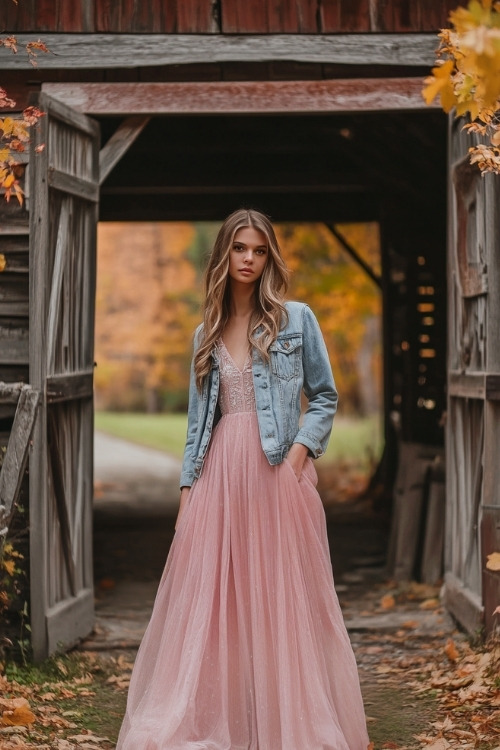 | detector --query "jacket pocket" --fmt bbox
[269,335,302,381]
